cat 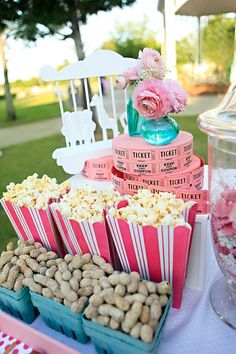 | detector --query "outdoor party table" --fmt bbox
[27,194,234,354]
[29,233,234,354]
[1,171,234,353]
